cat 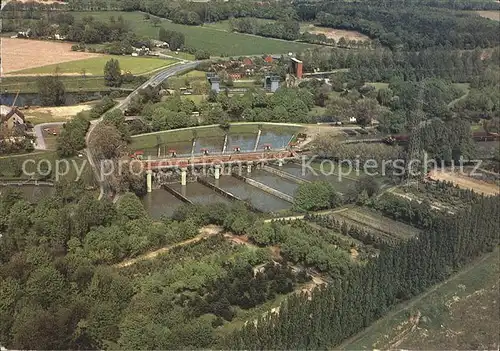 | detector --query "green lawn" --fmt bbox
[471,123,484,132]
[181,70,207,78]
[1,75,142,93]
[204,18,275,32]
[181,94,206,104]
[366,82,389,91]
[308,106,327,117]
[13,56,176,76]
[2,76,106,93]
[0,151,95,185]
[72,11,317,56]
